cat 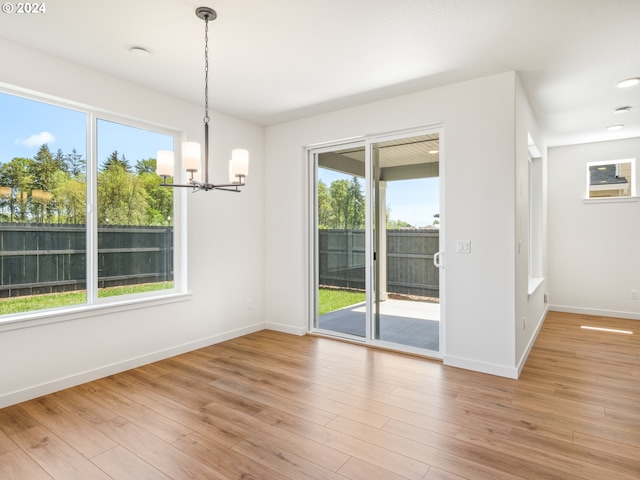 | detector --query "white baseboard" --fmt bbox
[264,322,307,336]
[549,305,640,321]
[516,305,548,376]
[0,322,265,409]
[443,354,519,379]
